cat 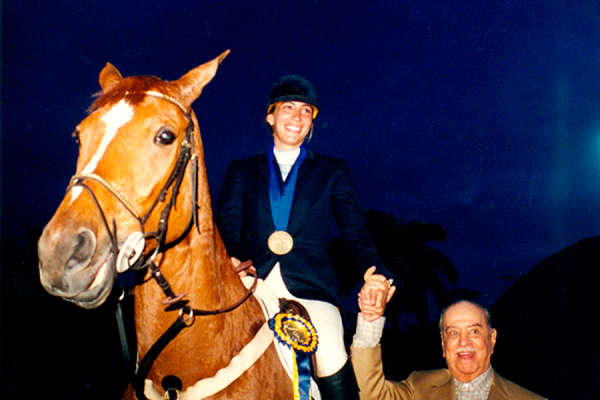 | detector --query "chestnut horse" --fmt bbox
[38,51,295,399]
